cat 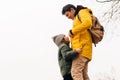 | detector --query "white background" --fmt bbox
[0,0,120,80]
